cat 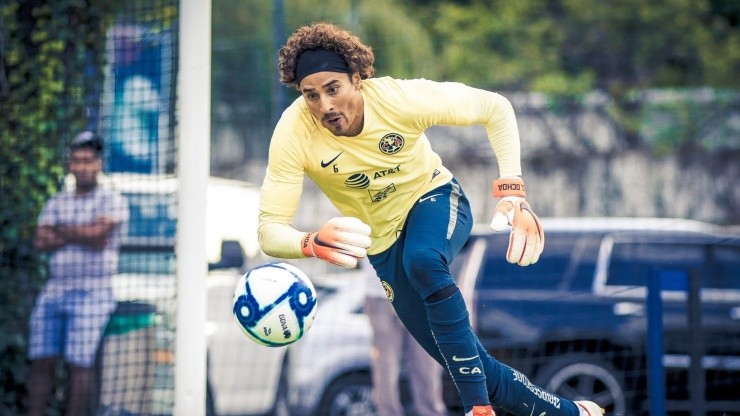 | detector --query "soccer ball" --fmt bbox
[232,262,317,347]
